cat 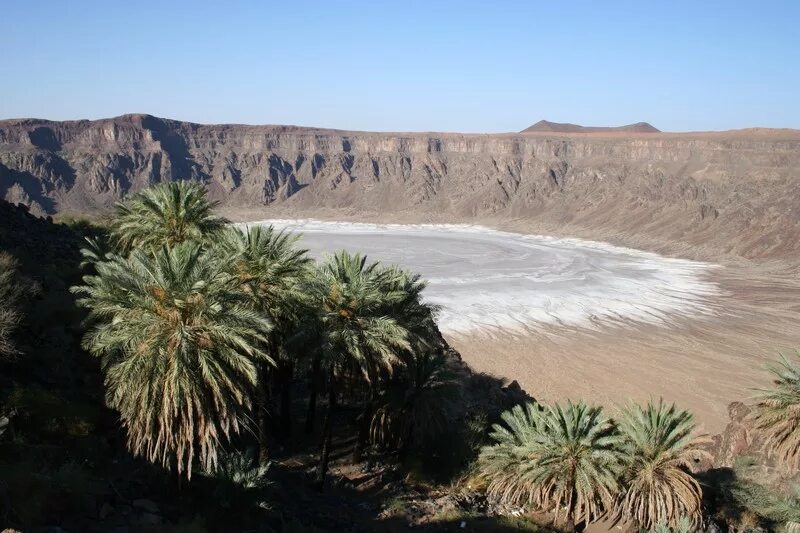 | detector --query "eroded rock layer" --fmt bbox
[1,114,798,259]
